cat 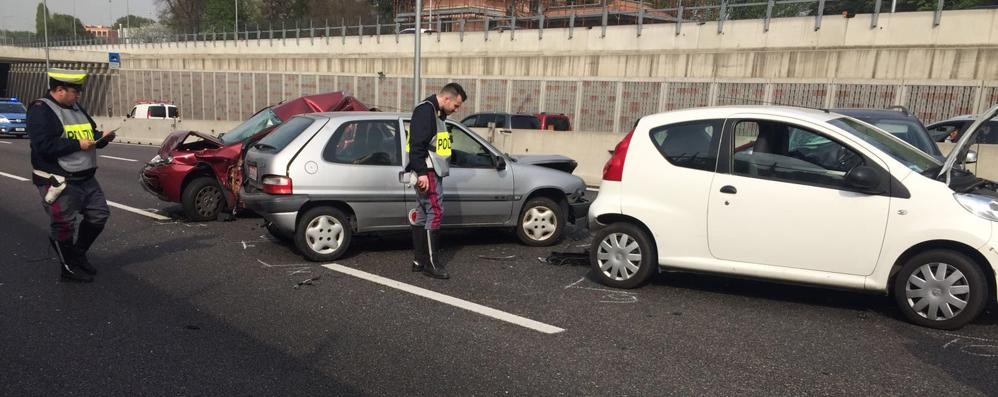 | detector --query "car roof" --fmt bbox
[641,105,841,125]
[830,108,919,121]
